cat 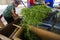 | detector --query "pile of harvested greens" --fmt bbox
[21,5,52,26]
[20,5,52,40]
